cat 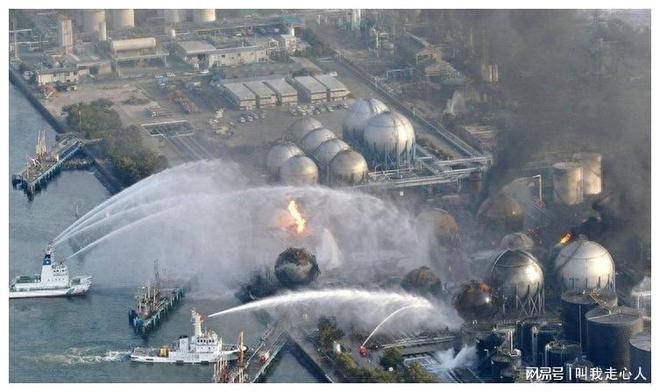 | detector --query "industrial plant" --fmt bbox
[7,7,651,385]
